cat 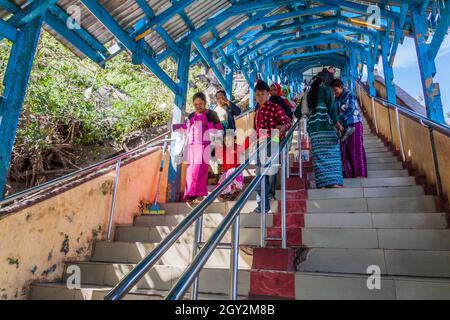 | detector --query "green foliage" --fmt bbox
[0,31,176,149]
